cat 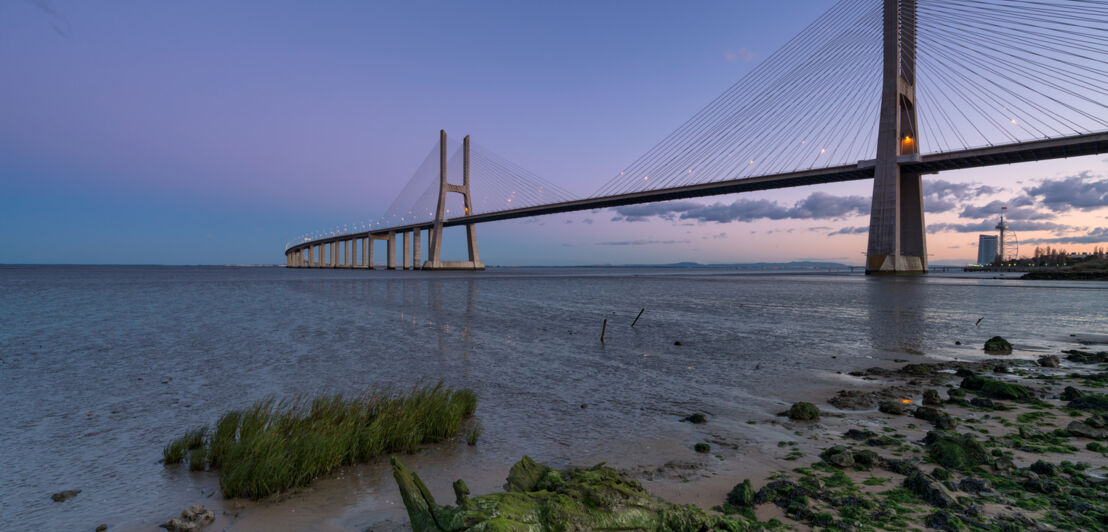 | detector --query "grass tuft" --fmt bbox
[163,382,478,499]
[465,422,483,446]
